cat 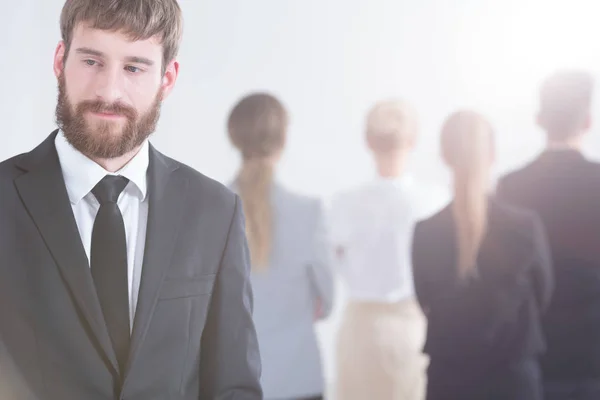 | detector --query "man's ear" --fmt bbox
[53,41,67,78]
[536,112,545,131]
[582,112,592,132]
[160,59,180,100]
